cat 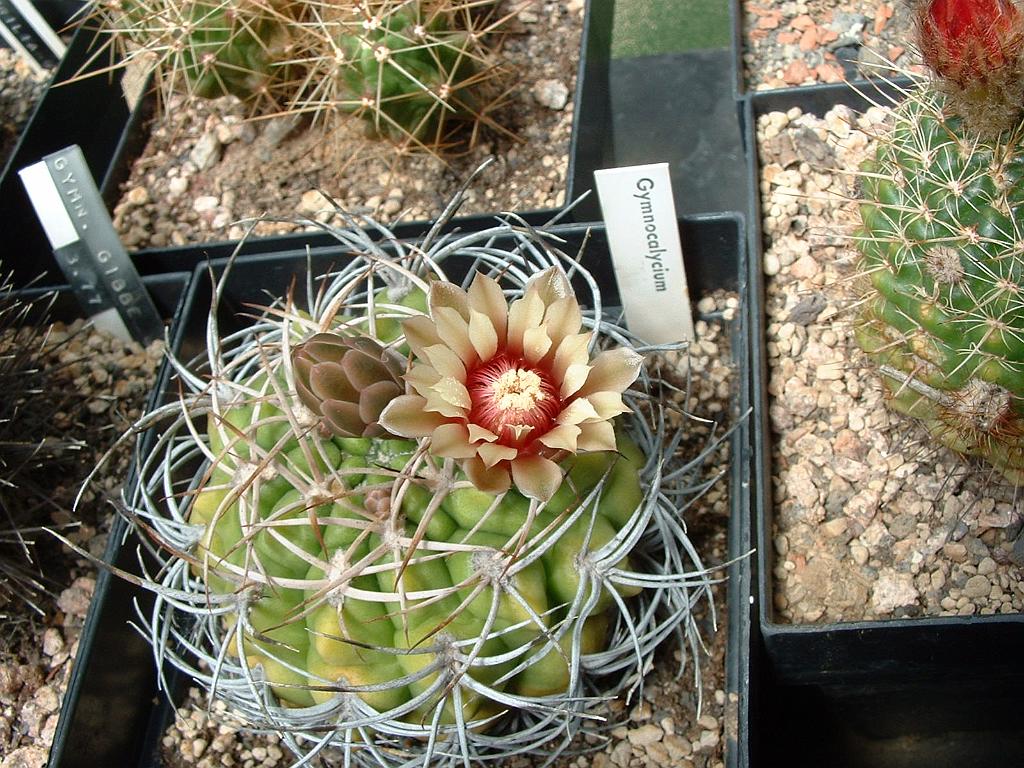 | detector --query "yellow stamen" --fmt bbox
[492,369,546,412]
